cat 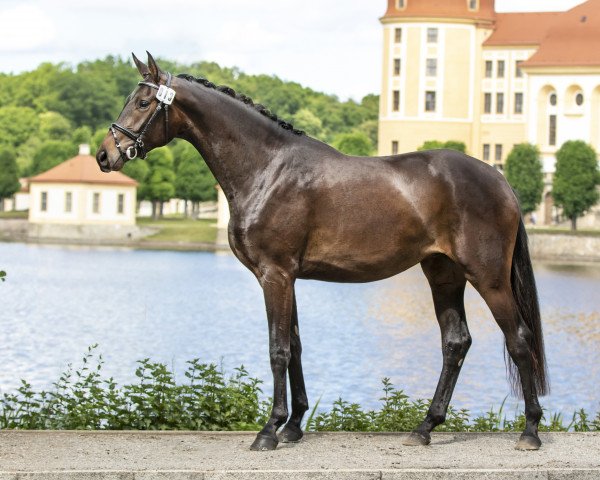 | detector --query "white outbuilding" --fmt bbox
[28,145,138,230]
